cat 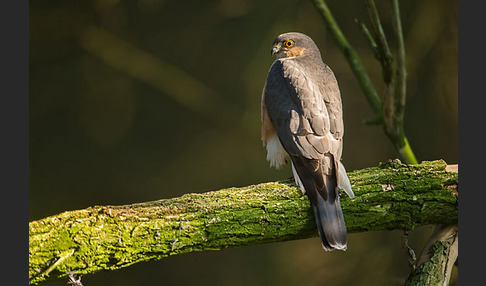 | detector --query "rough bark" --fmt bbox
[405,224,458,286]
[29,159,458,285]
